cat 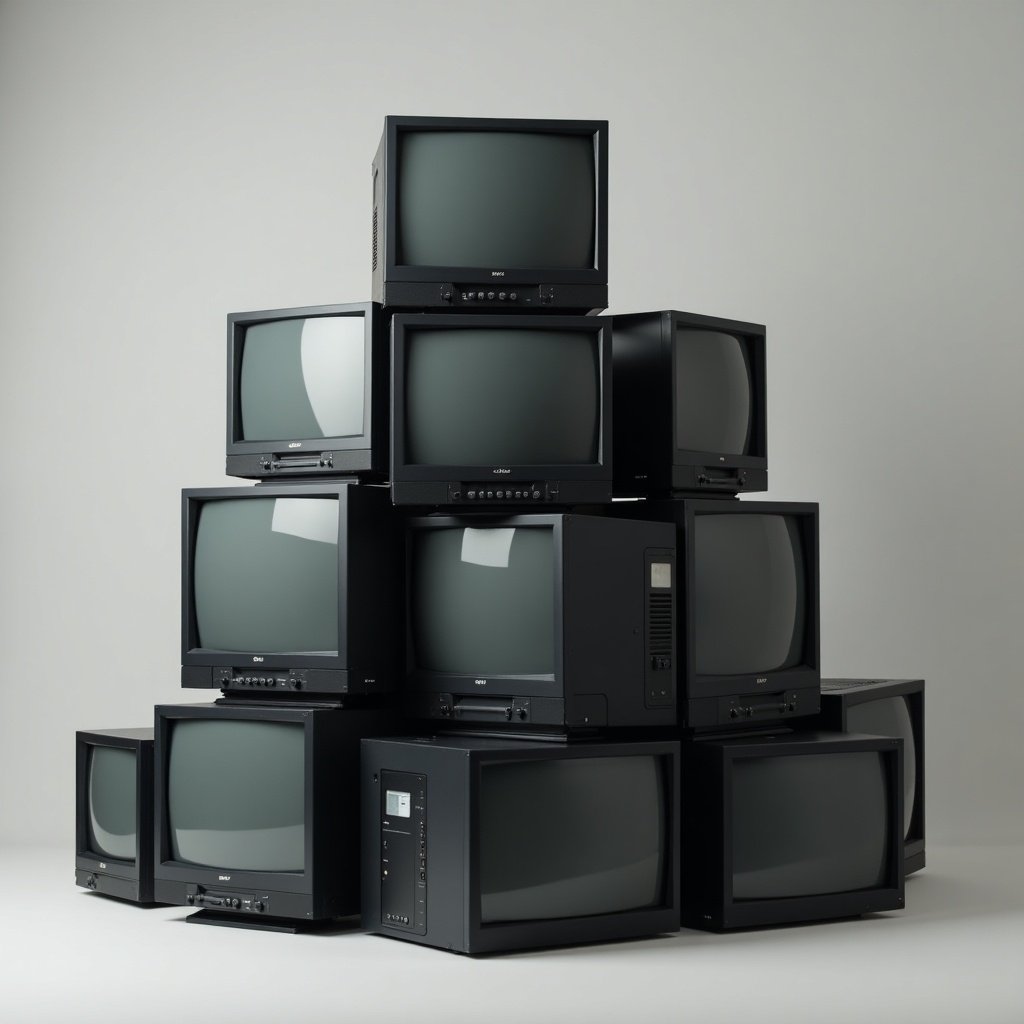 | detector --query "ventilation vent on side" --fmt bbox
[648,592,673,656]
[372,205,378,272]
